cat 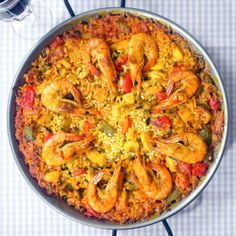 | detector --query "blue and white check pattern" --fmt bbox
[0,0,235,235]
